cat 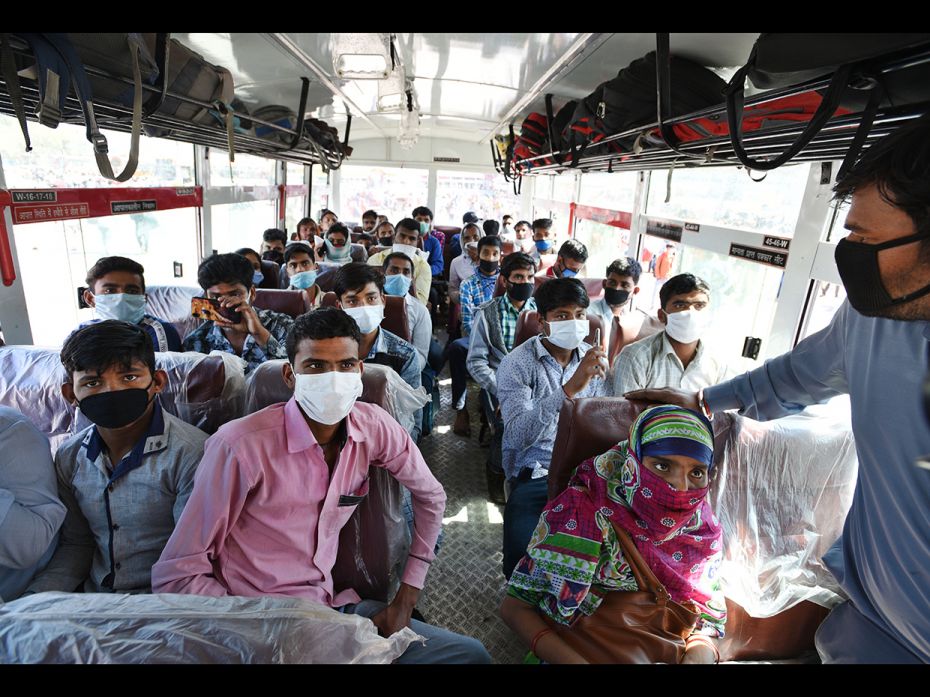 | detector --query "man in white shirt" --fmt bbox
[612,273,728,396]
[587,257,660,350]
